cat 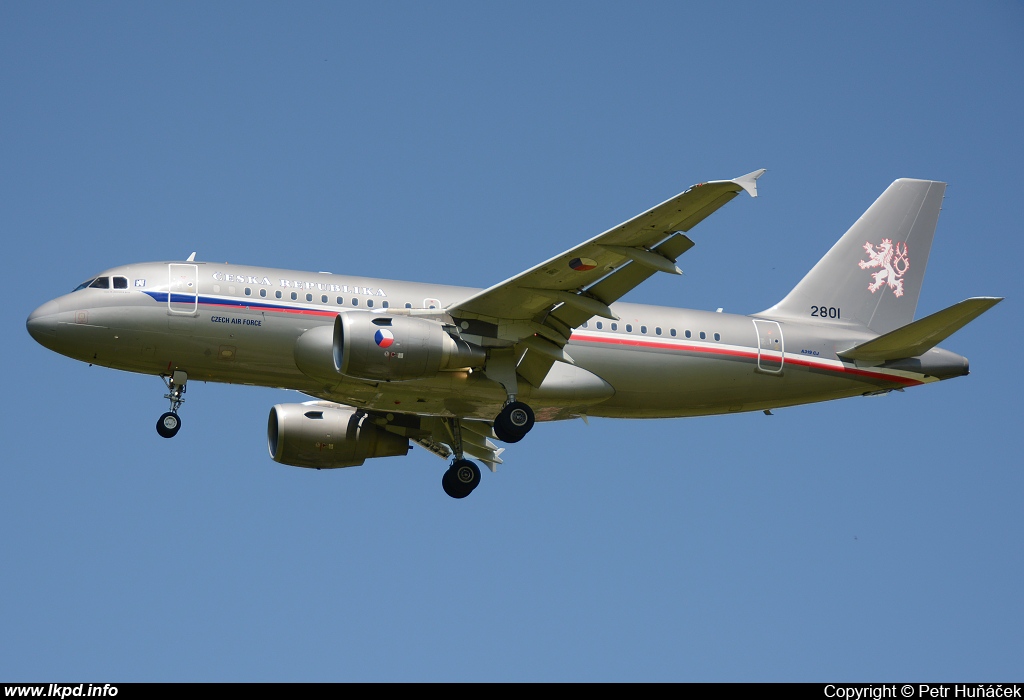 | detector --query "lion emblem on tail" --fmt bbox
[859,238,909,297]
